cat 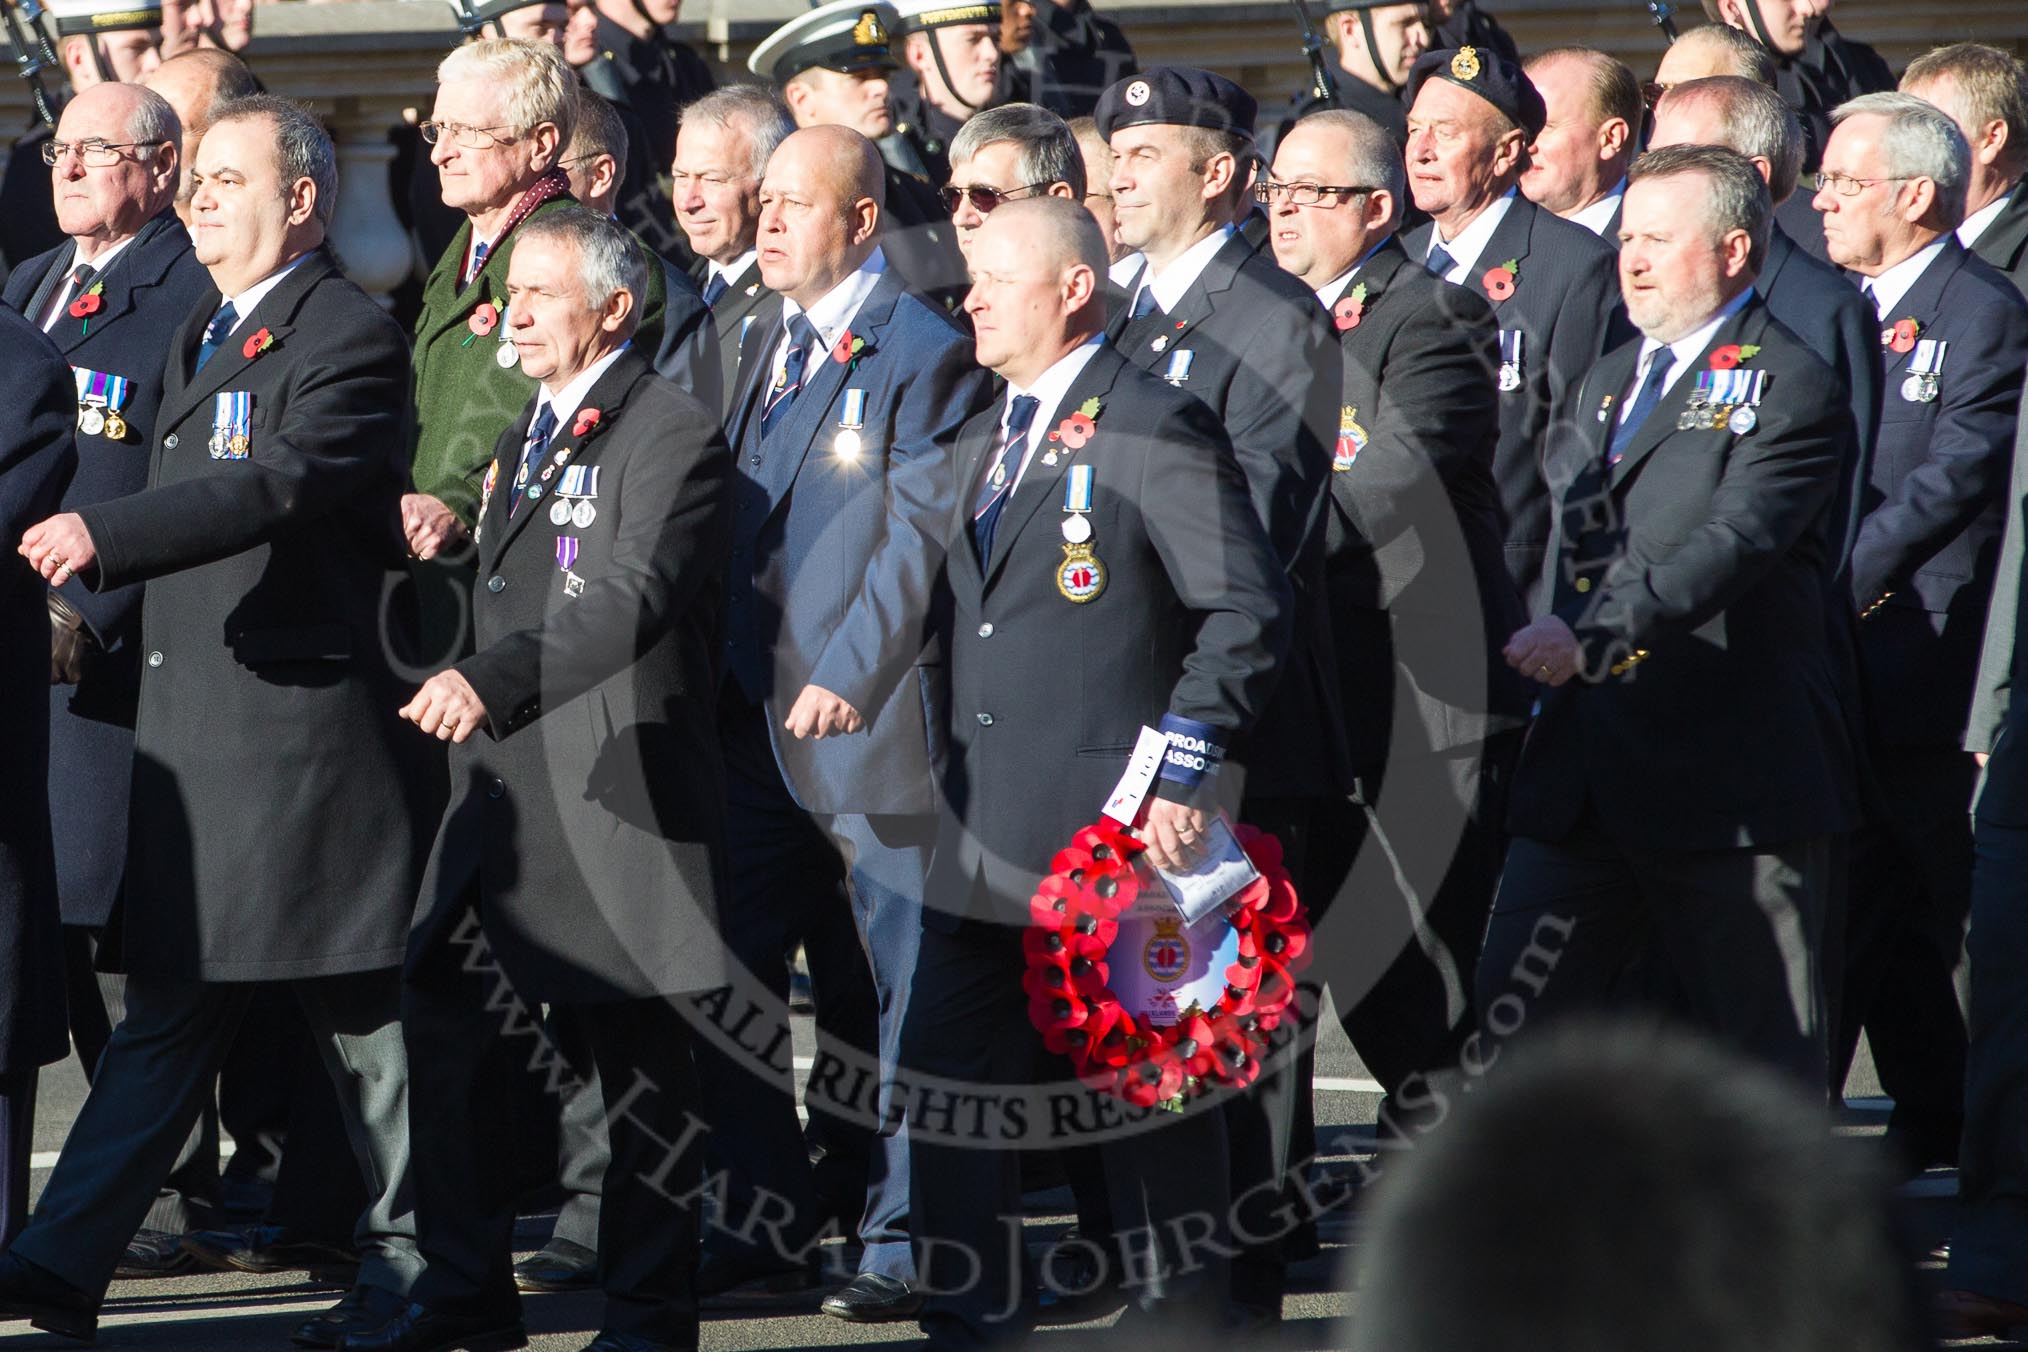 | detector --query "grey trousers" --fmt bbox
[12,967,419,1298]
